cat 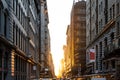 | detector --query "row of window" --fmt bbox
[104,60,116,70]
[99,19,103,31]
[0,73,7,80]
[14,55,27,80]
[0,50,9,80]
[14,55,36,80]
[29,23,35,44]
[95,32,114,70]
[0,8,8,37]
[13,0,27,31]
[96,3,119,35]
[99,1,103,15]
[13,22,27,53]
[0,51,8,68]
[95,21,118,43]
[15,55,26,72]
[109,4,115,20]
[99,1,120,17]
[116,2,120,15]
[13,0,39,53]
[89,2,120,39]
[29,0,38,20]
[117,21,120,36]
[108,2,119,21]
